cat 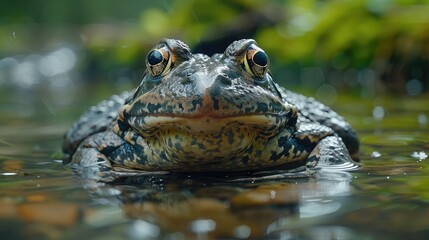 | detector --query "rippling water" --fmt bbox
[0,86,428,239]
